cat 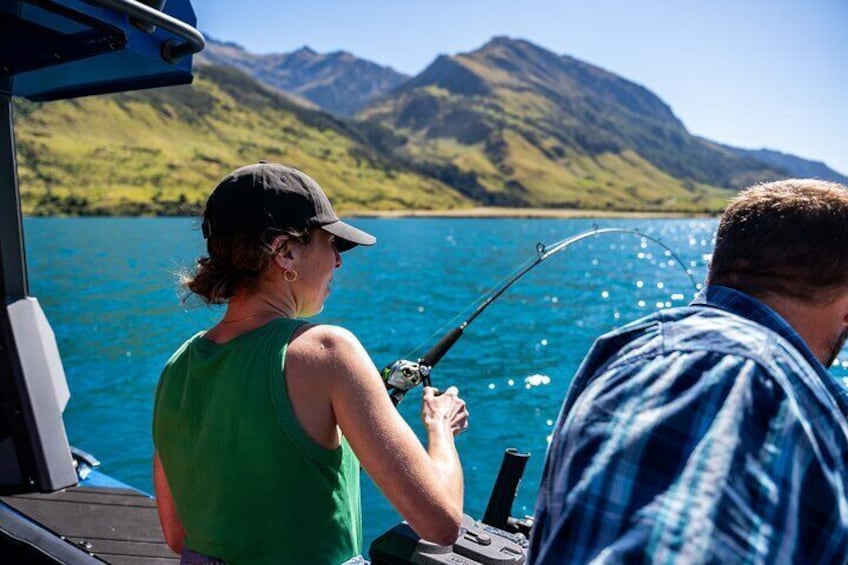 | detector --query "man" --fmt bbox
[529,179,848,564]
